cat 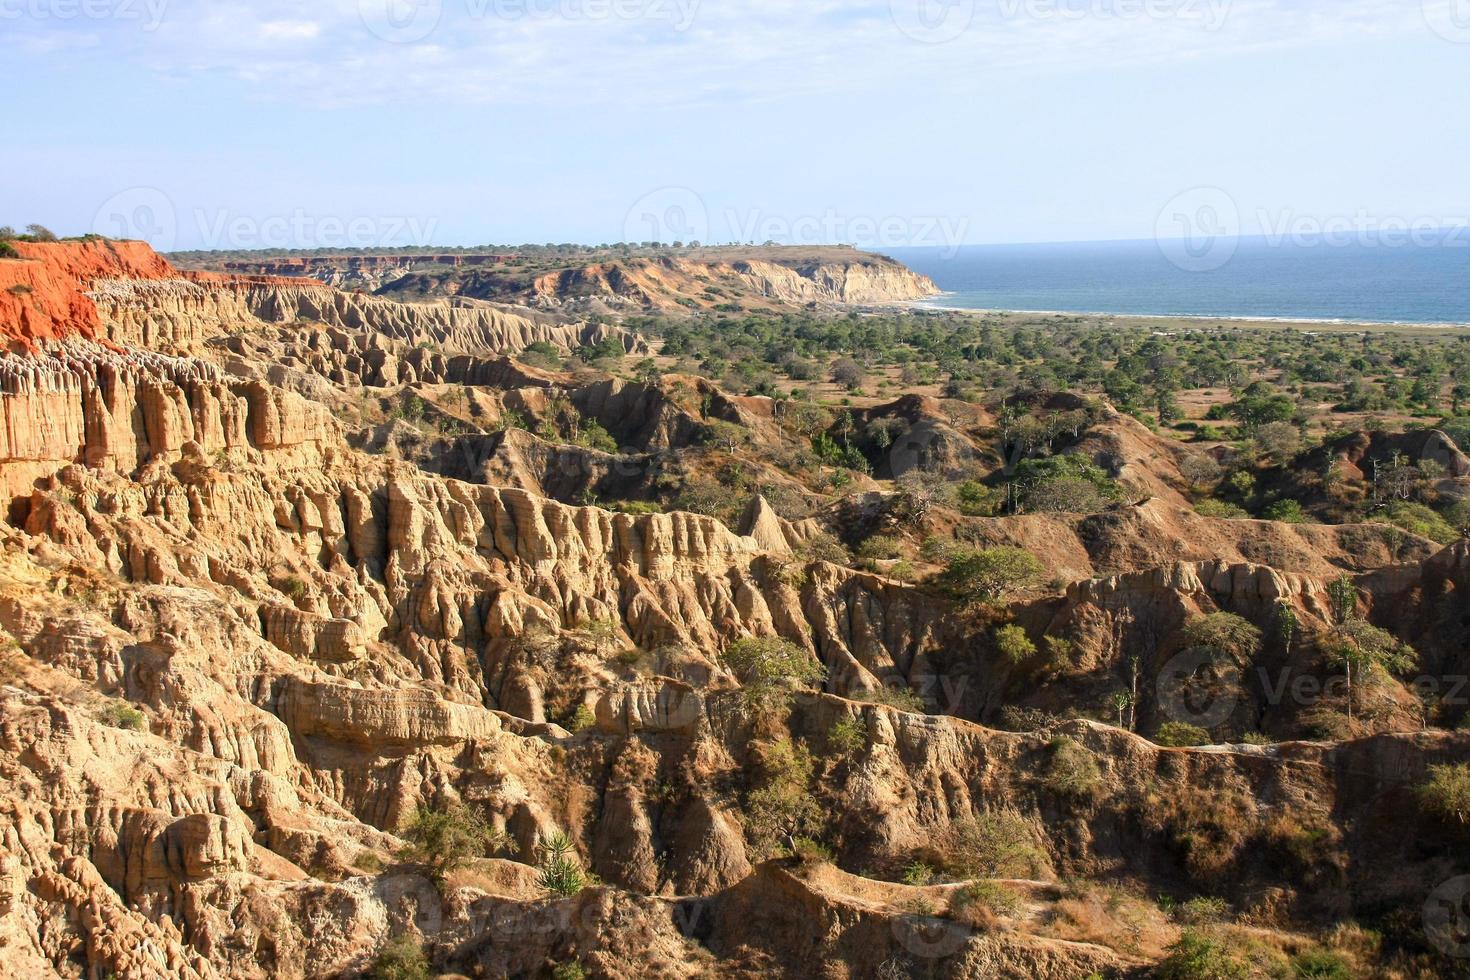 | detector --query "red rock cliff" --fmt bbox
[0,239,176,348]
